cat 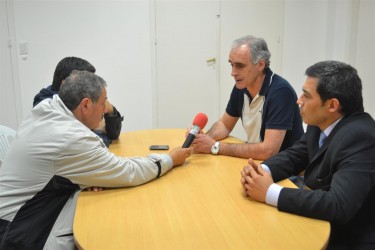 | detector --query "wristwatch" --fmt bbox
[211,141,220,155]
